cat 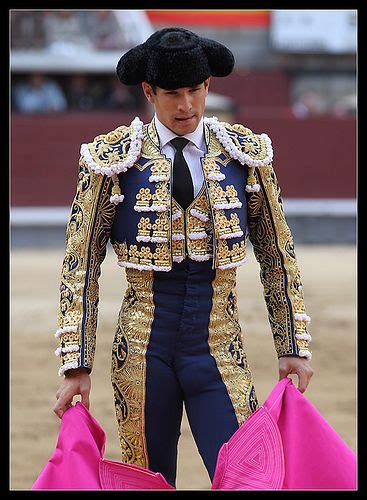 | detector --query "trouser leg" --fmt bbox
[144,354,184,487]
[180,357,241,480]
[175,266,259,481]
